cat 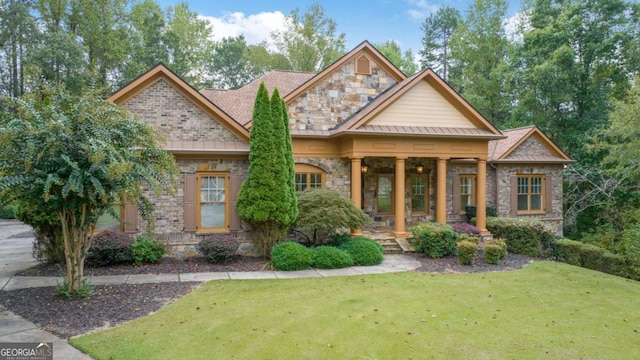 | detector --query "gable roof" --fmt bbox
[489,126,574,163]
[201,70,315,126]
[108,63,250,142]
[335,68,503,138]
